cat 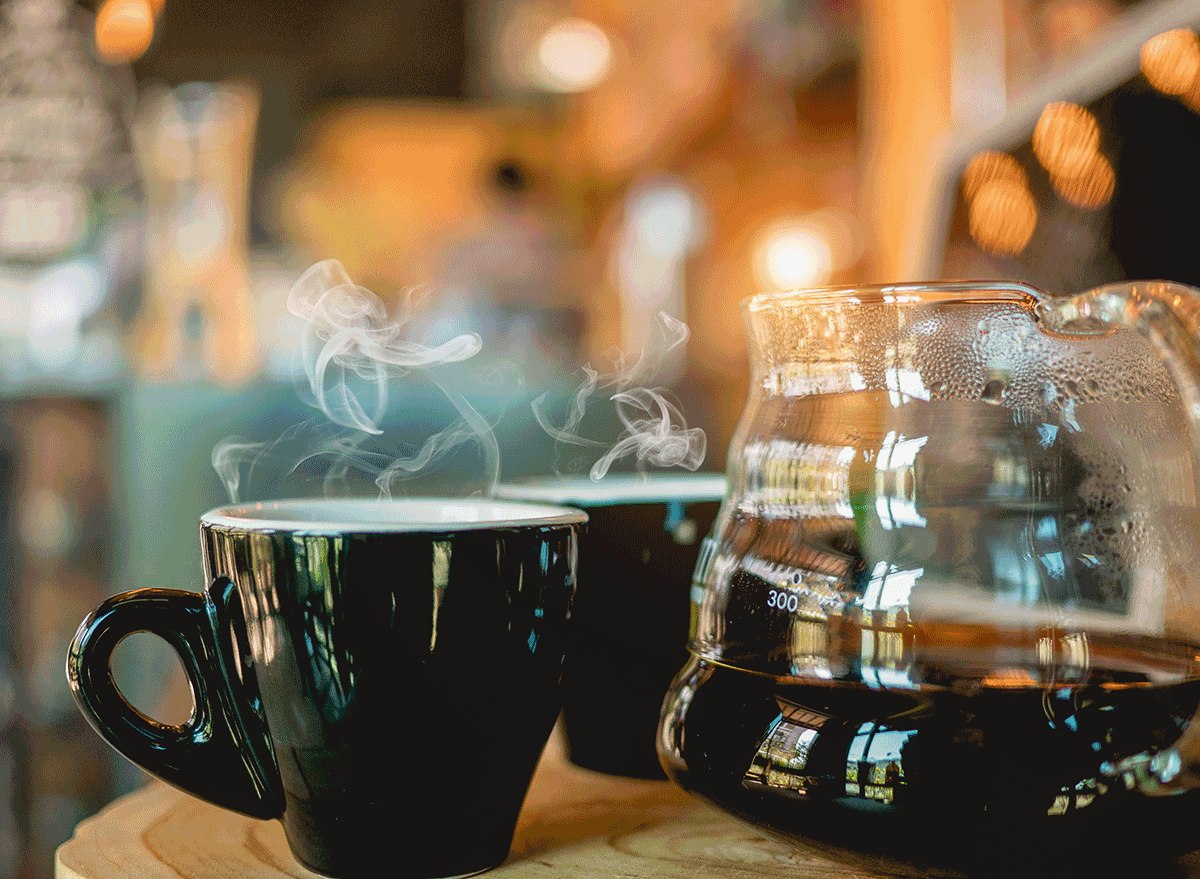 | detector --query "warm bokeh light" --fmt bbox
[805,208,862,273]
[753,219,835,290]
[1140,28,1200,97]
[968,178,1037,257]
[1030,100,1116,211]
[95,0,154,63]
[1051,153,1115,209]
[535,18,612,93]
[961,151,1027,203]
[1032,101,1100,181]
